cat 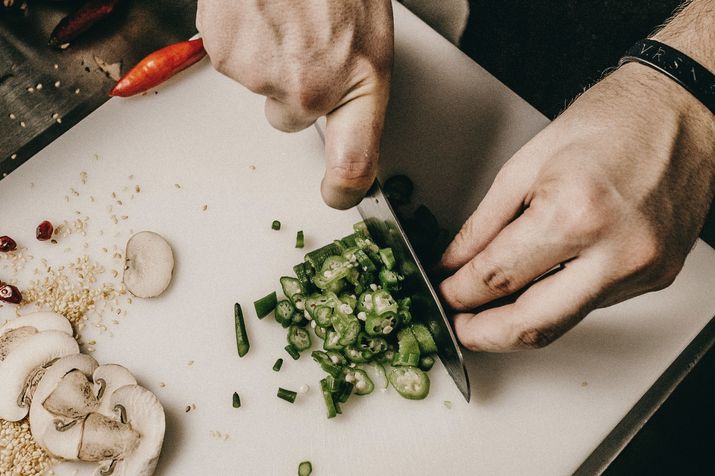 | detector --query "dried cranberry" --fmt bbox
[36,220,54,241]
[0,283,22,304]
[0,236,17,252]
